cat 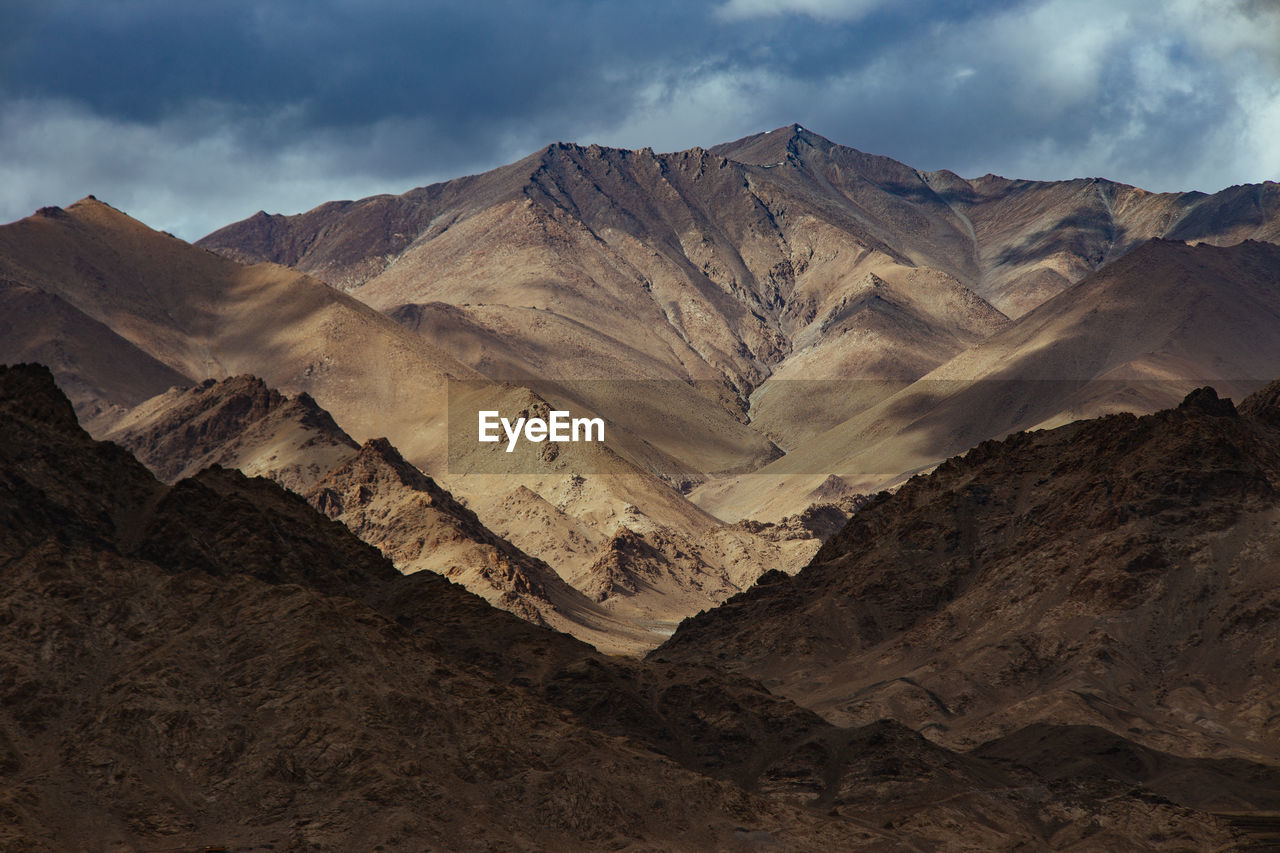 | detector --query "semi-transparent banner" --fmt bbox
[446,377,1266,477]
